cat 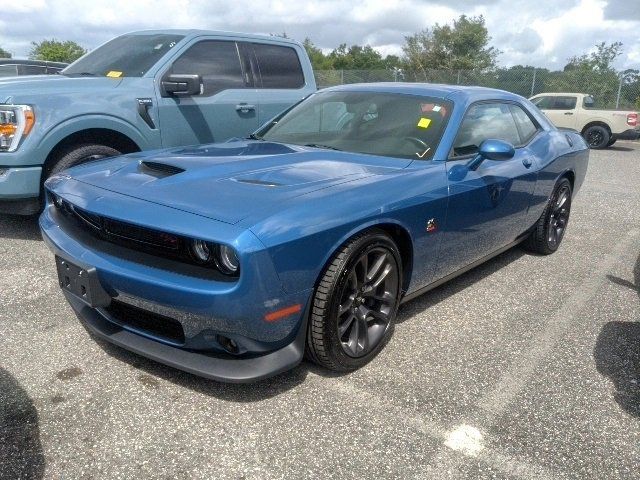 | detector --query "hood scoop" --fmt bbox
[235,178,283,187]
[140,160,185,178]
